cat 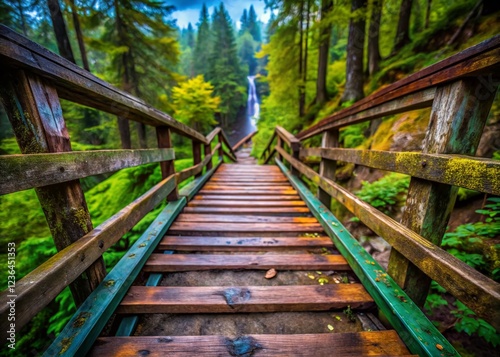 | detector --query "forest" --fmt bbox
[0,0,499,356]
